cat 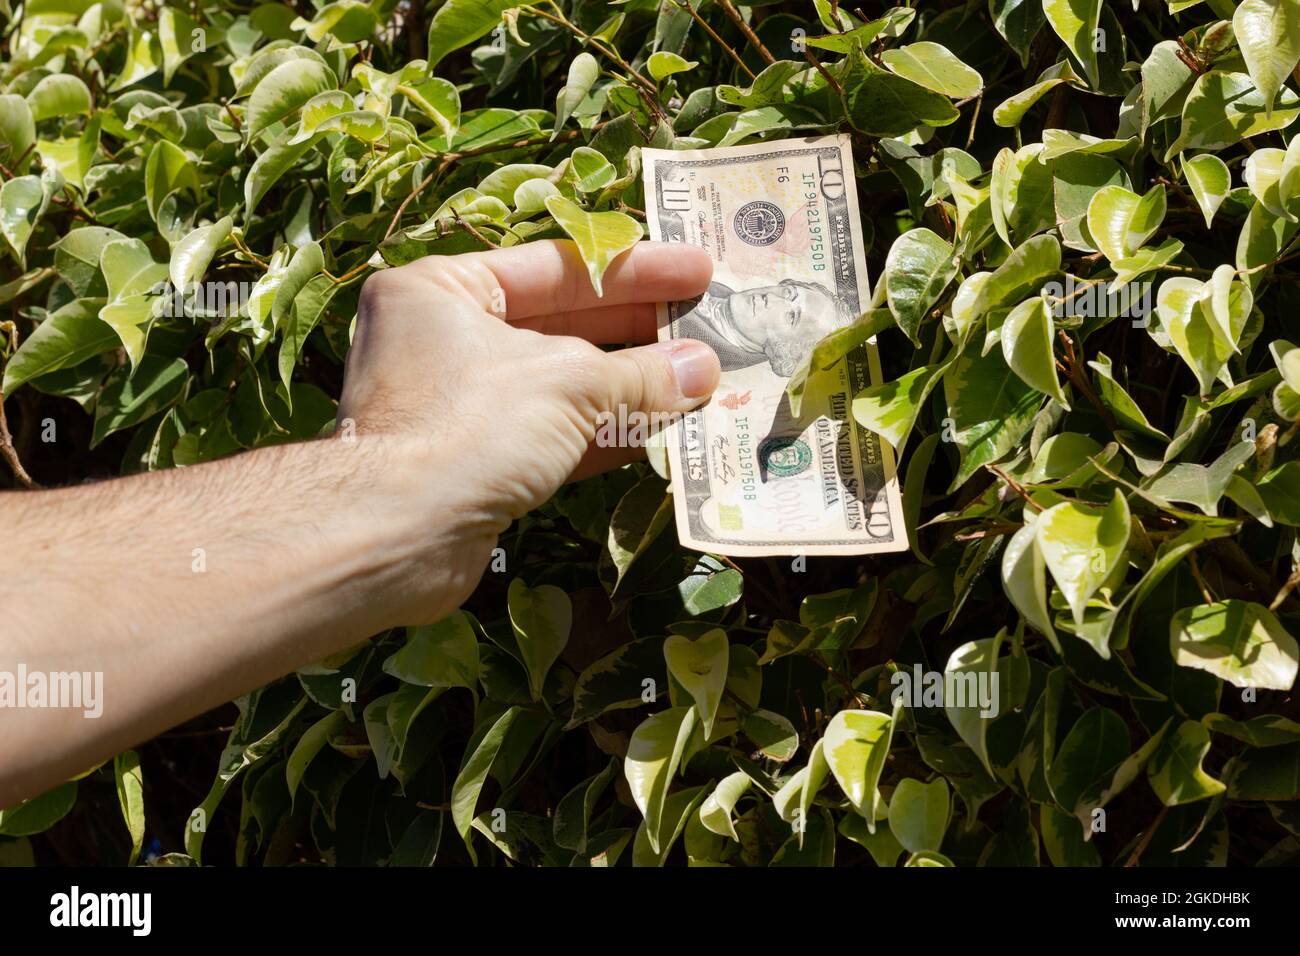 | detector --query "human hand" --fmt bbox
[336,239,721,623]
